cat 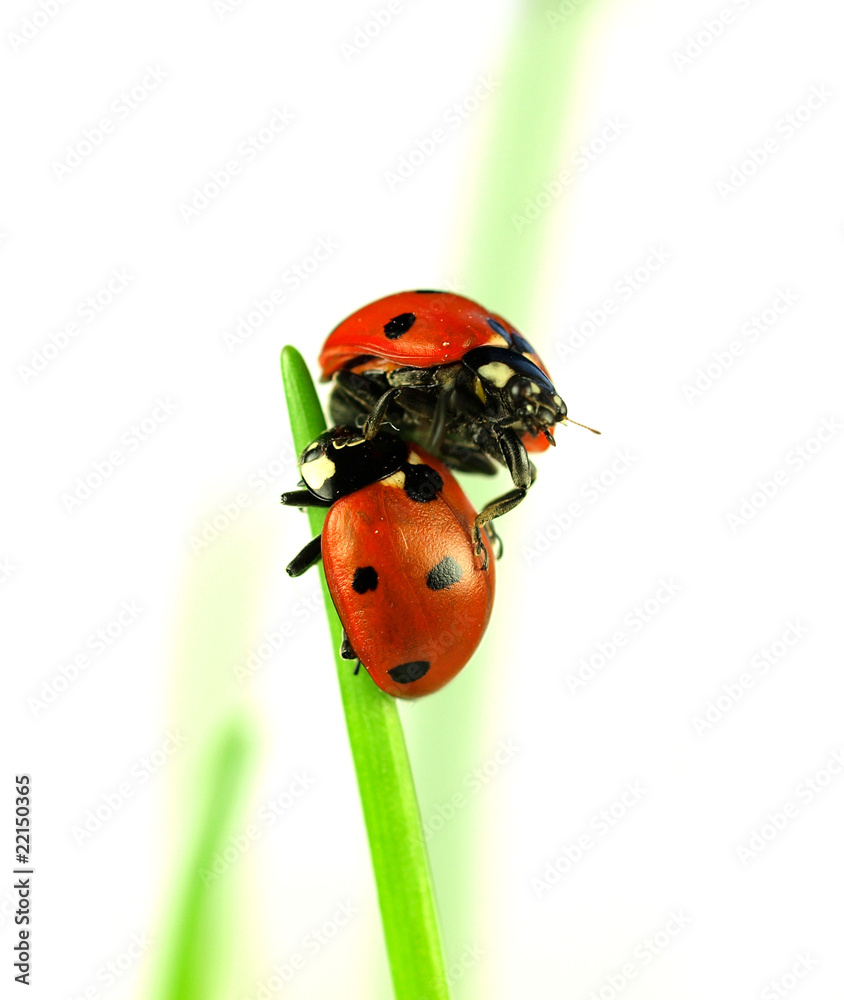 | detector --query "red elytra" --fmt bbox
[319,289,555,453]
[321,444,495,698]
